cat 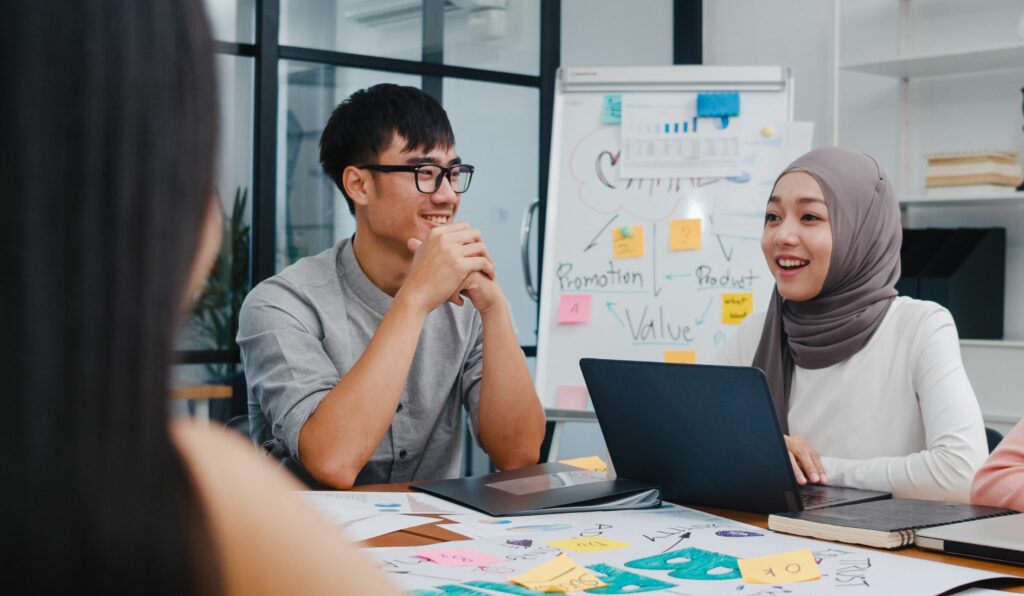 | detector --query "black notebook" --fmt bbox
[768,498,1017,549]
[411,462,661,517]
